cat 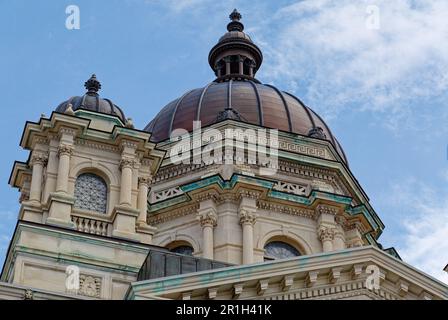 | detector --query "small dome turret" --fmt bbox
[56,74,126,122]
[208,9,263,82]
